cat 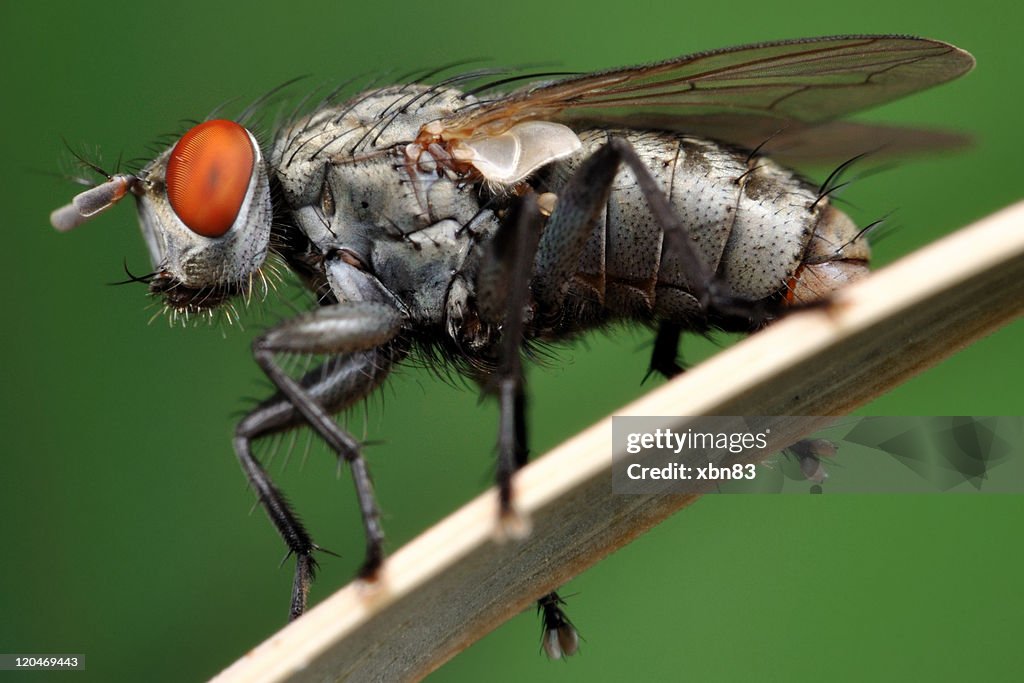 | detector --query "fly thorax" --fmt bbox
[271,85,495,324]
[370,217,489,323]
[274,85,472,164]
[271,84,475,227]
[275,140,490,319]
